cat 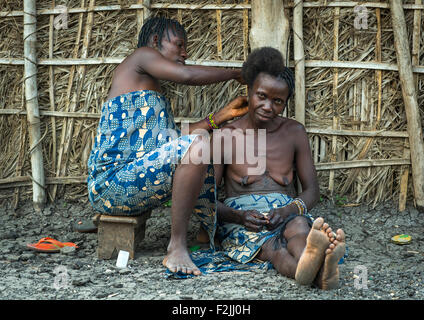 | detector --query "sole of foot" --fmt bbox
[295,217,332,286]
[318,229,346,290]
